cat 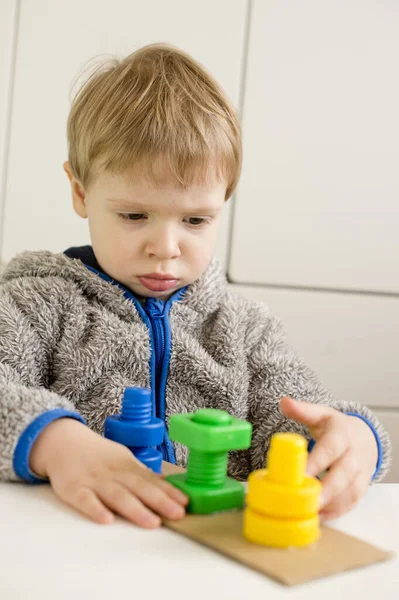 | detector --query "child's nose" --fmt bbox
[145,227,181,260]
